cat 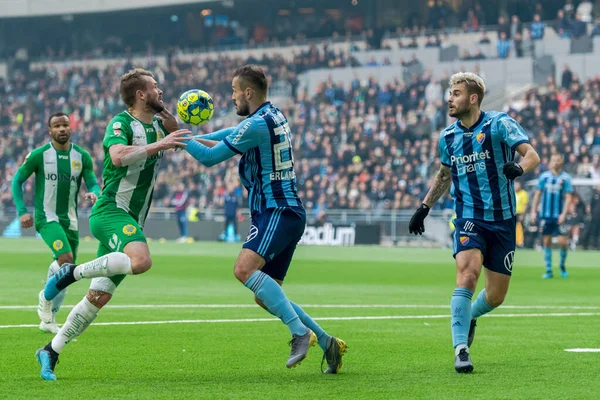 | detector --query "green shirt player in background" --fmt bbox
[11,112,100,334]
[35,69,190,380]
